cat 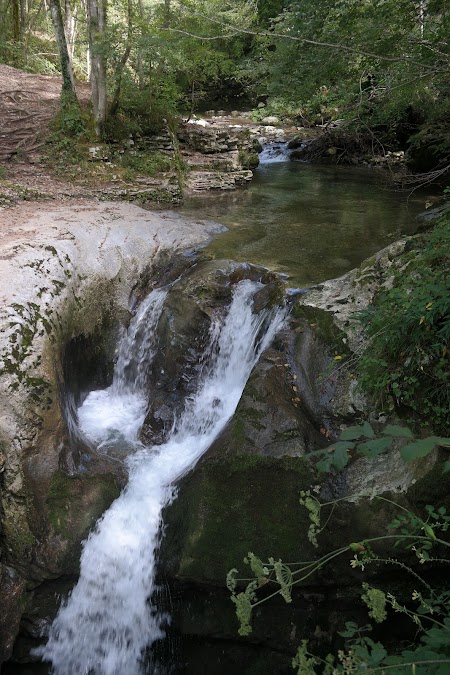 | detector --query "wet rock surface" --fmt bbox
[156,237,449,672]
[2,208,447,673]
[0,201,216,665]
[141,259,284,446]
